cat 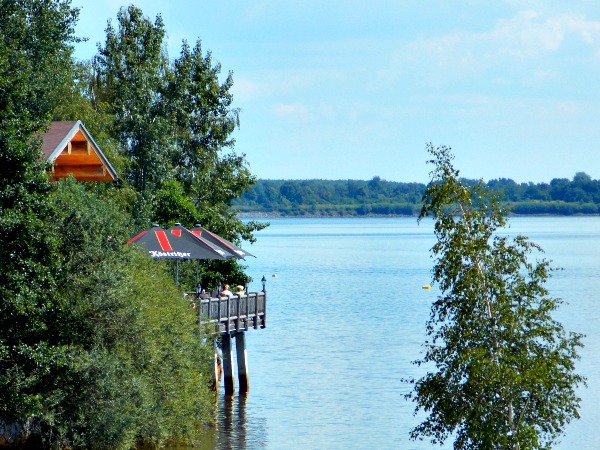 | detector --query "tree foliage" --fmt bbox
[35,179,215,449]
[0,0,79,429]
[93,5,169,193]
[90,6,265,288]
[235,178,425,216]
[408,144,585,449]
